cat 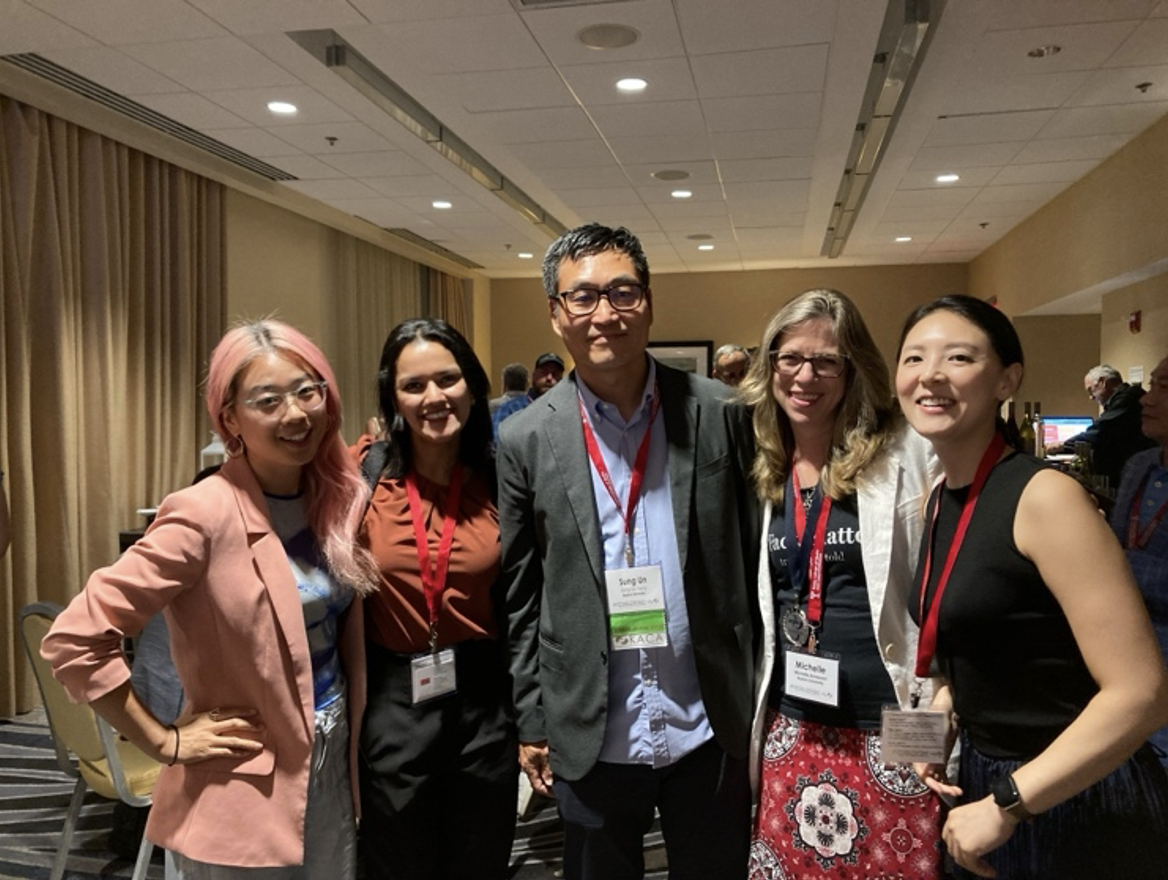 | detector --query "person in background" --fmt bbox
[356,318,516,880]
[739,289,944,879]
[1111,353,1168,773]
[489,362,529,415]
[491,352,564,438]
[713,343,750,387]
[897,296,1168,880]
[1051,364,1154,486]
[498,223,757,880]
[42,319,376,878]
